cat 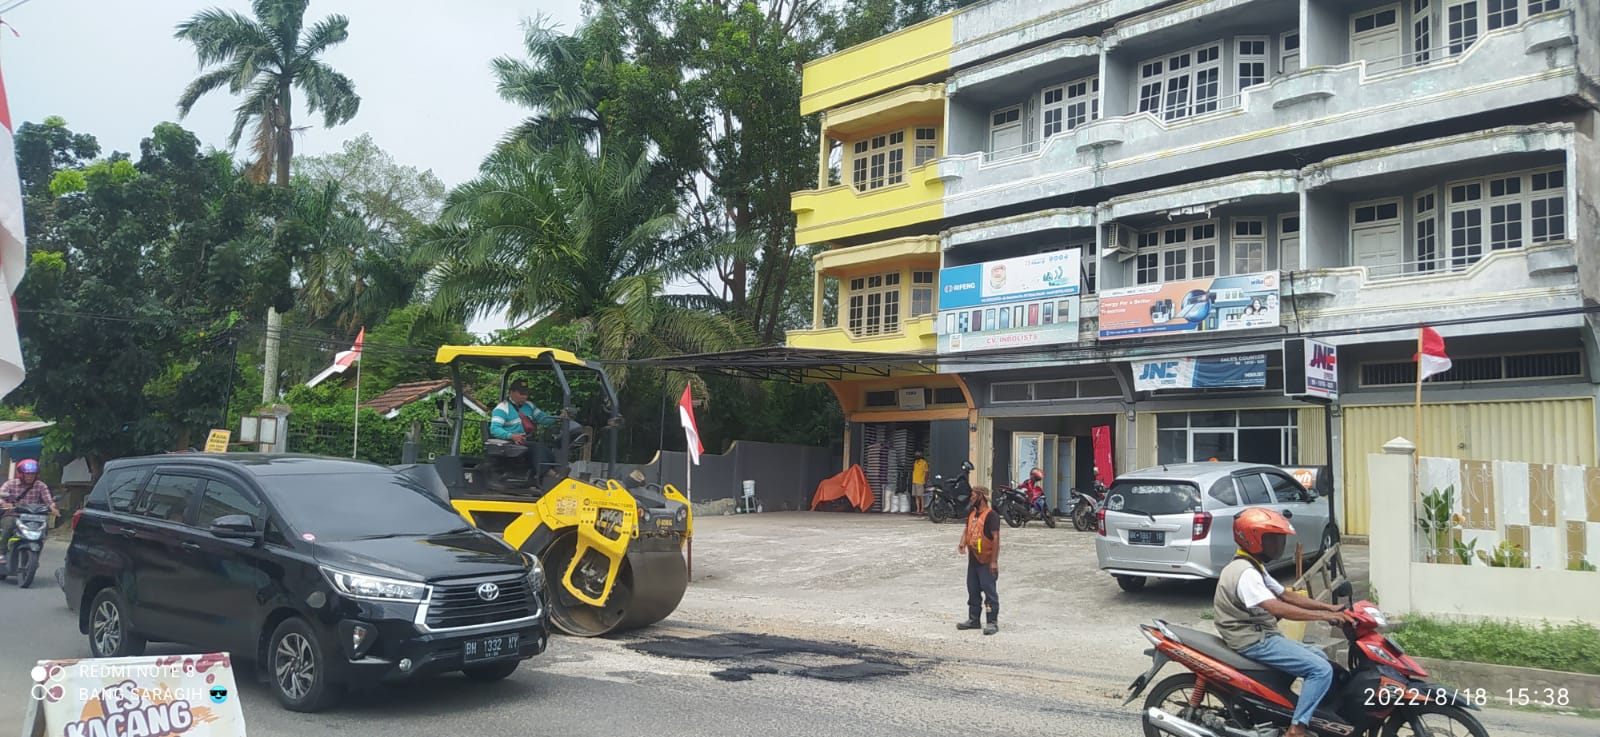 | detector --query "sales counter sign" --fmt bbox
[937,248,1082,354]
[1098,271,1280,340]
[25,654,246,737]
